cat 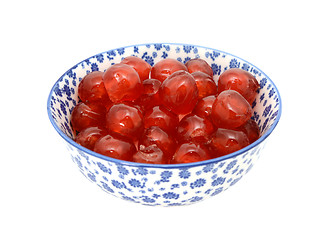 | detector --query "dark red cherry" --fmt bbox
[121,56,152,81]
[159,70,198,115]
[211,90,252,129]
[185,58,213,77]
[209,128,250,157]
[105,103,143,141]
[177,114,215,143]
[171,142,211,164]
[71,102,106,133]
[75,126,108,150]
[143,105,179,134]
[150,58,188,82]
[217,68,260,104]
[133,145,169,164]
[191,71,217,99]
[139,126,176,157]
[93,134,136,161]
[103,63,143,102]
